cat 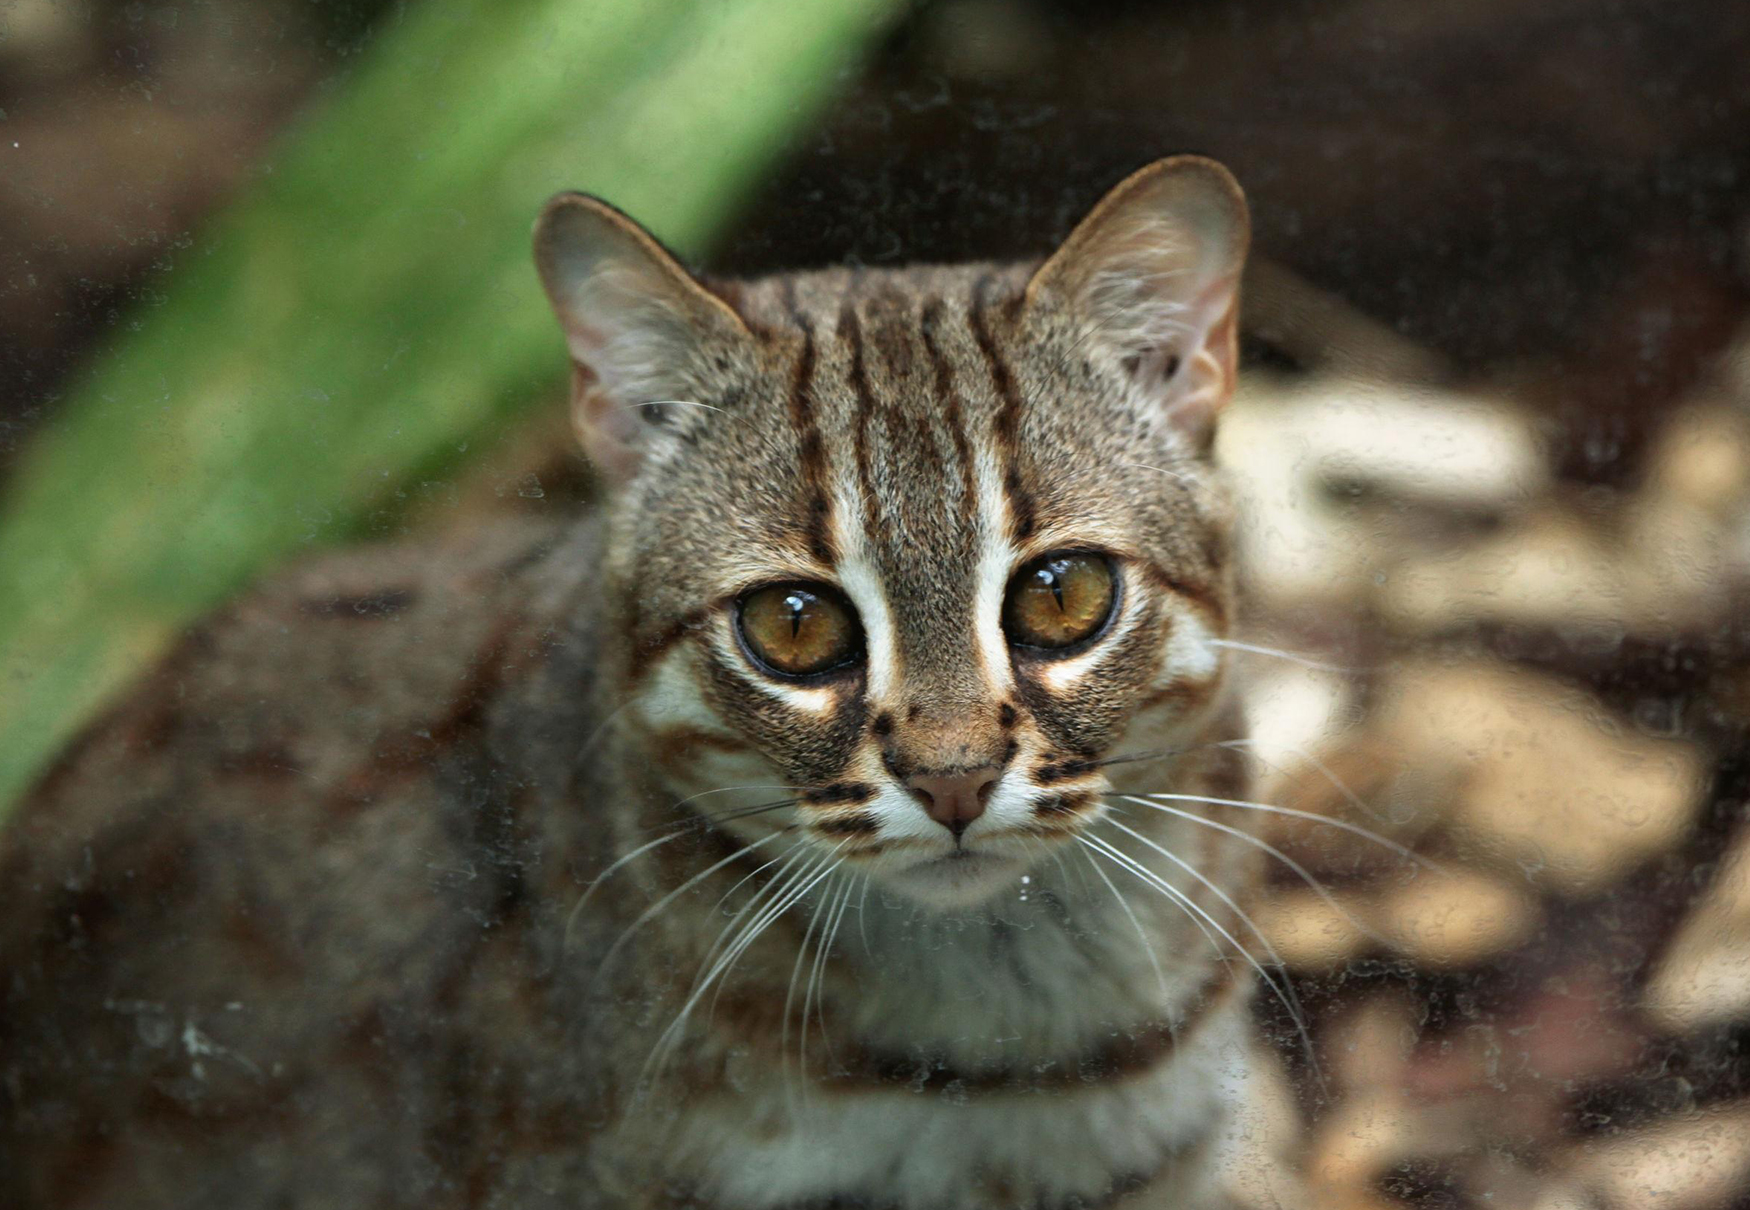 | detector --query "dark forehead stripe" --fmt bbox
[841,304,883,545]
[967,275,1037,542]
[843,298,966,569]
[919,299,977,529]
[780,282,835,566]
